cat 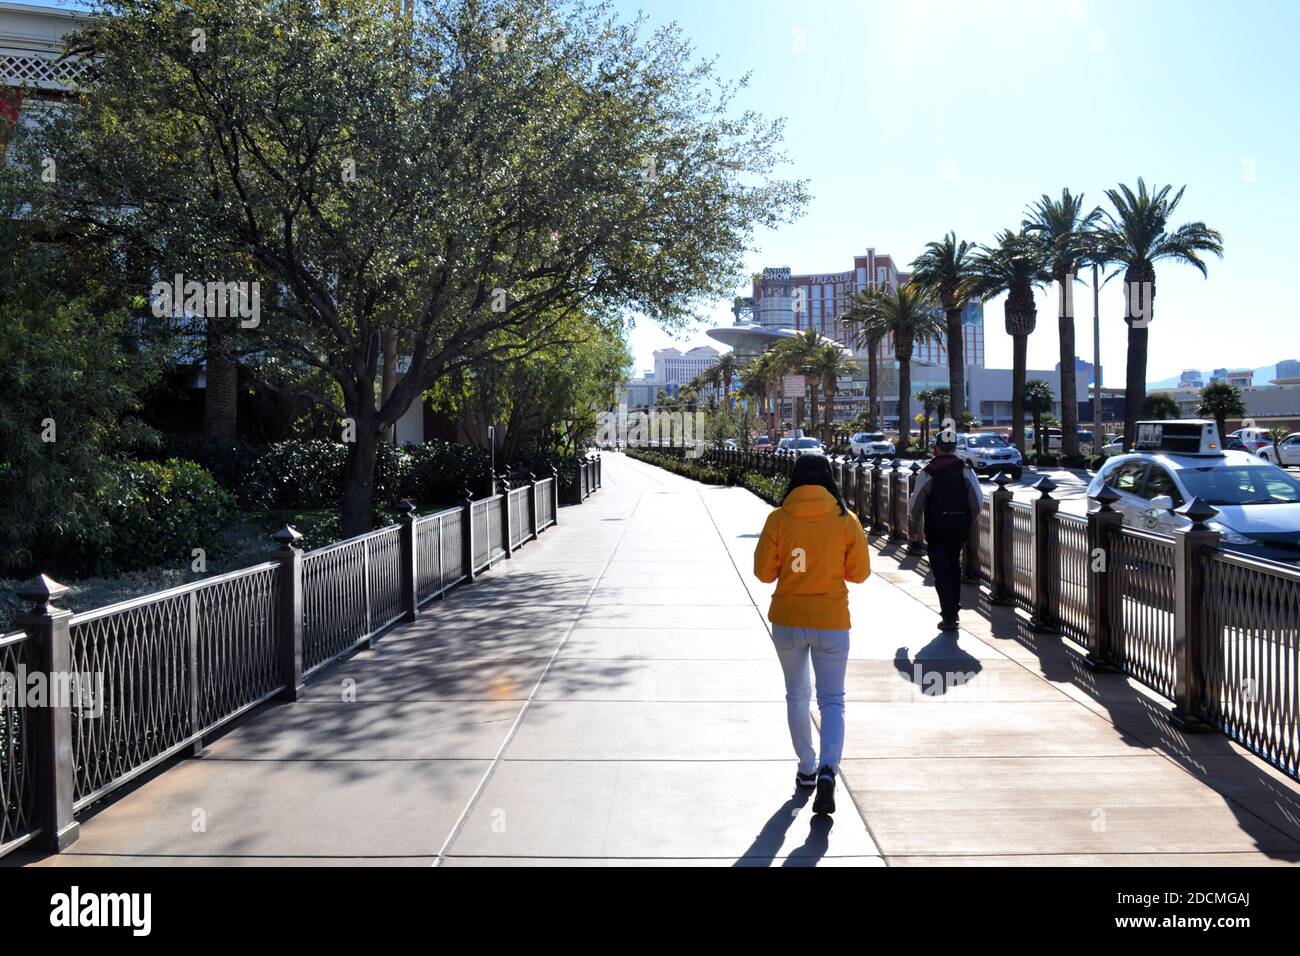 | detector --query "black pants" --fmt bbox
[926,537,967,621]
